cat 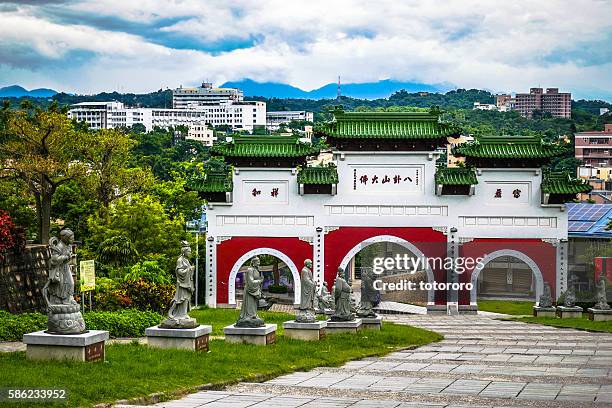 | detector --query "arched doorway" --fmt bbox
[338,235,435,305]
[470,249,544,305]
[228,248,301,305]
